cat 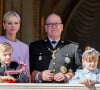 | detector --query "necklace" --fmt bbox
[44,39,64,60]
[48,48,60,60]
